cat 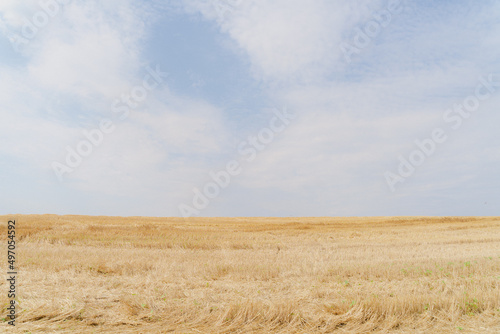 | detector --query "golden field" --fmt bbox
[0,215,499,333]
